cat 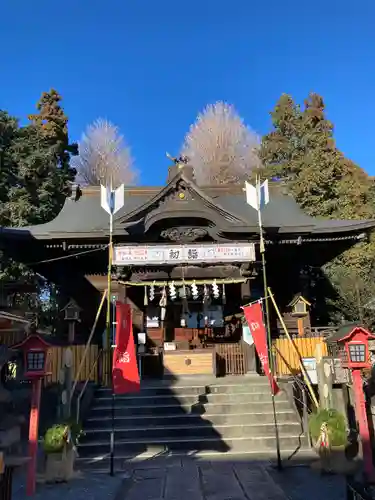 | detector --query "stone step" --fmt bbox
[89,399,292,417]
[80,422,301,442]
[75,449,315,473]
[95,375,268,392]
[92,391,285,408]
[77,434,306,457]
[84,410,298,429]
[95,380,272,398]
